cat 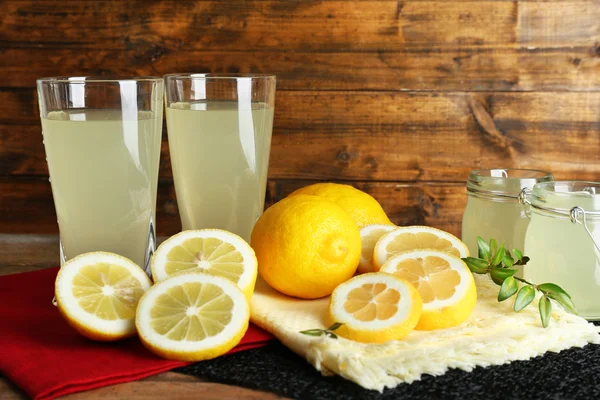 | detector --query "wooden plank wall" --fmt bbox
[1,0,599,237]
